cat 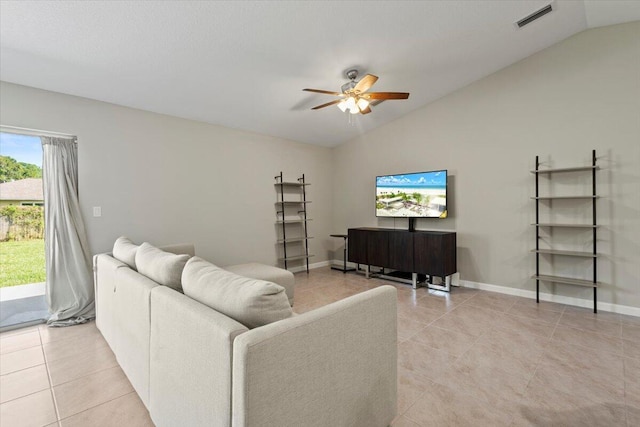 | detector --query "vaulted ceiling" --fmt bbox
[1,1,639,147]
